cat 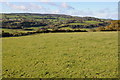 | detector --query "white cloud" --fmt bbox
[37,2,74,10]
[61,2,74,9]
[69,8,117,19]
[98,8,111,13]
[29,3,44,10]
[52,9,60,13]
[69,9,93,17]
[6,2,30,11]
[0,0,5,2]
[36,0,50,2]
[4,2,47,12]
